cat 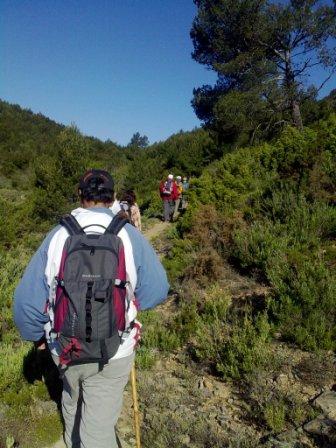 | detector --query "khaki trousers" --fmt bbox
[60,353,134,448]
